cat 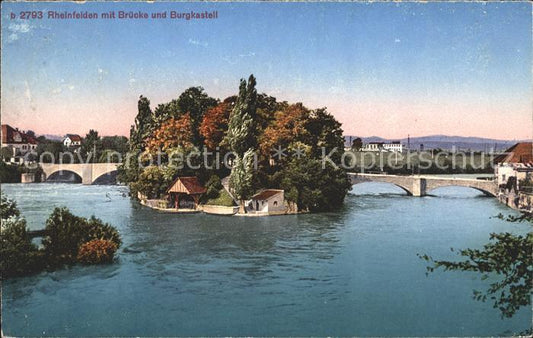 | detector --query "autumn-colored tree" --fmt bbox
[259,103,311,157]
[145,113,193,153]
[200,98,235,150]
